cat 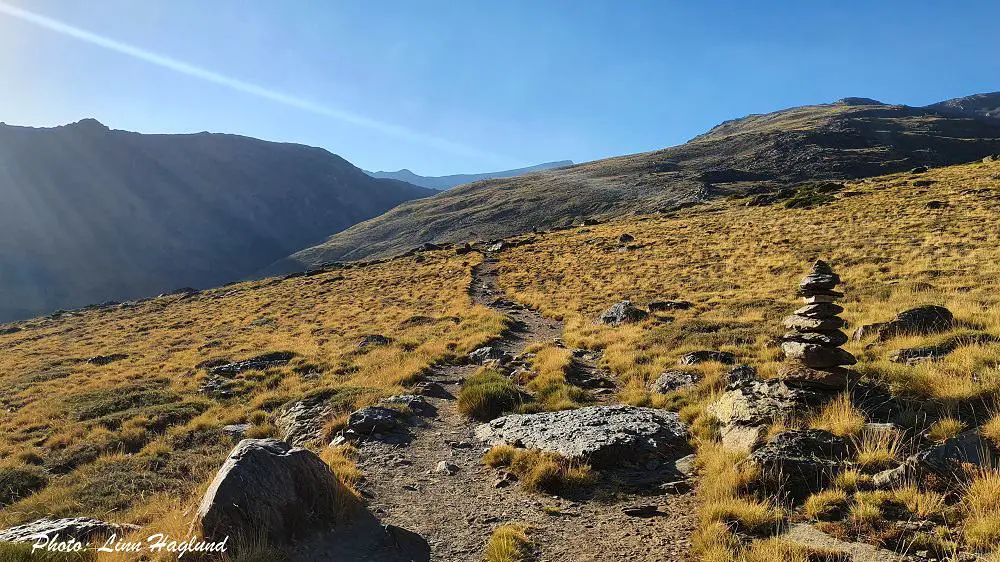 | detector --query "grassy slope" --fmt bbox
[0,252,504,551]
[496,159,1000,558]
[284,101,1000,267]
